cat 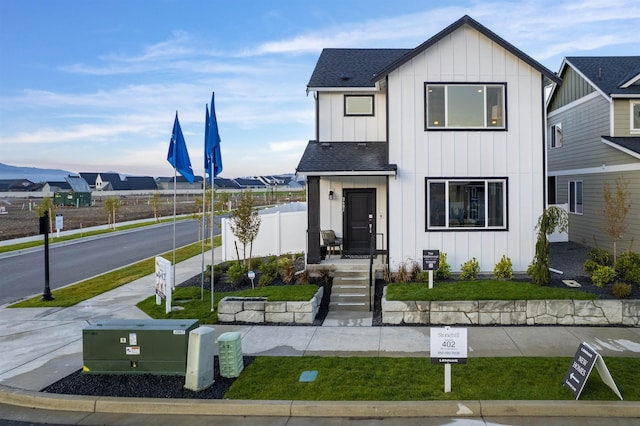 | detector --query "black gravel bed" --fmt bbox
[42,357,255,399]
